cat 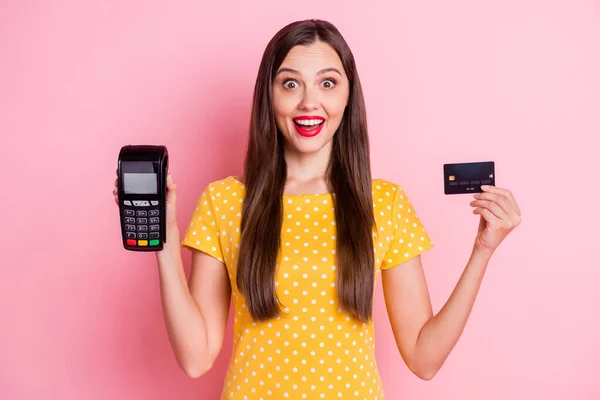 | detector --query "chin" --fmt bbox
[289,135,334,154]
